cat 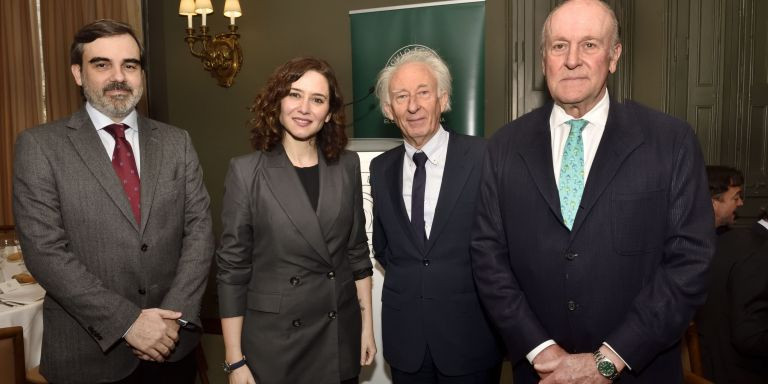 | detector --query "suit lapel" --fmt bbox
[384,146,424,251]
[137,116,161,235]
[66,109,139,231]
[570,101,643,235]
[424,133,472,255]
[518,105,563,223]
[316,153,341,240]
[264,146,331,264]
